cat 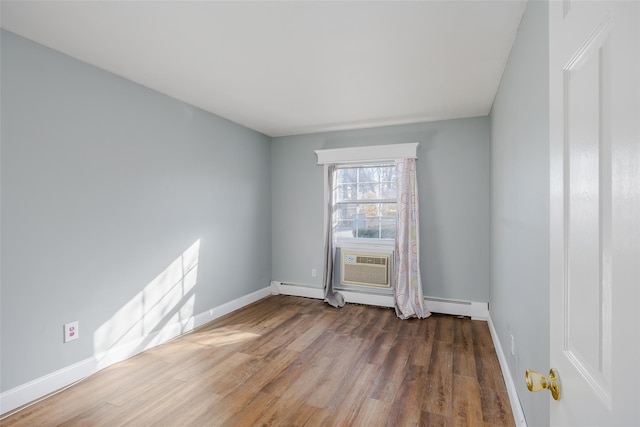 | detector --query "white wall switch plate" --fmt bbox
[64,321,79,343]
